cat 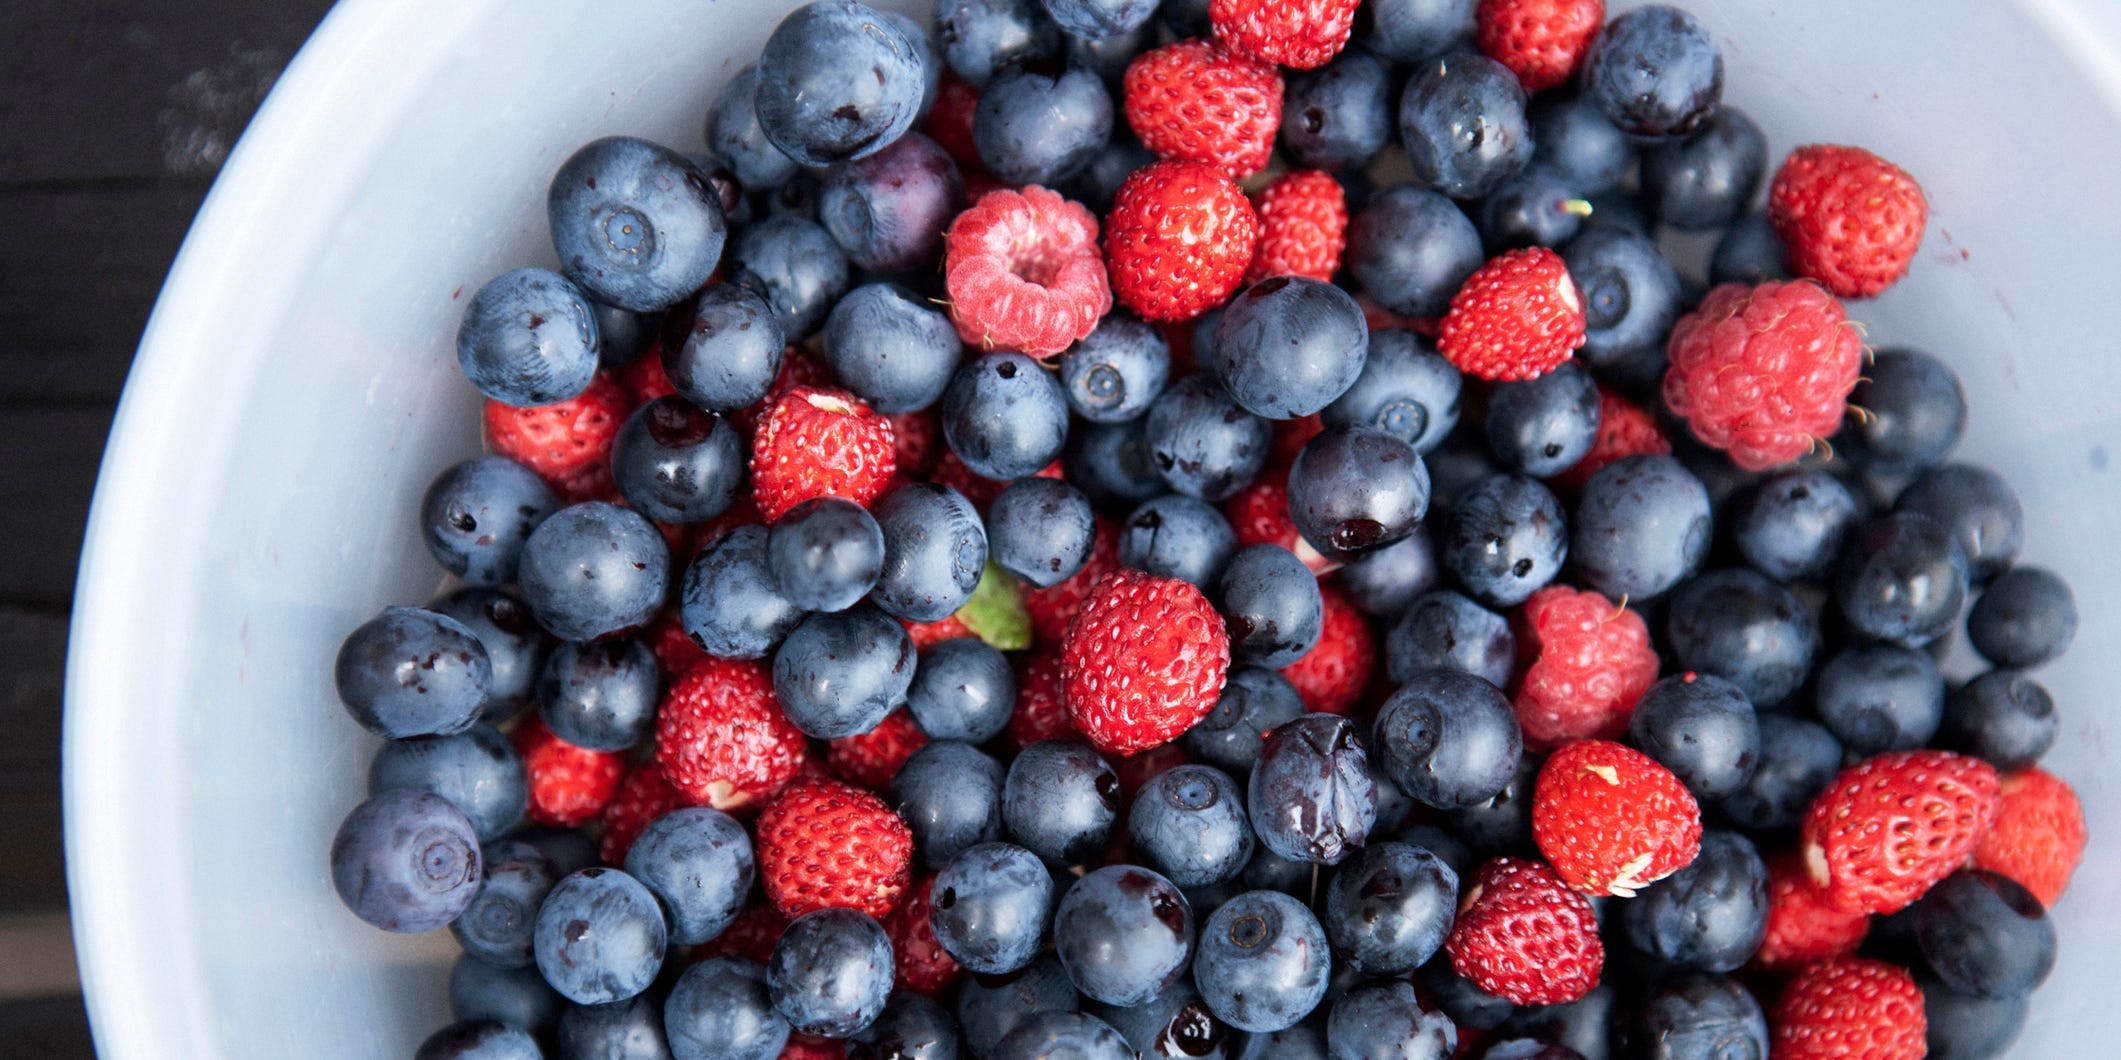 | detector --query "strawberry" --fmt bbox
[902,614,976,649]
[1662,280,1864,471]
[1532,739,1702,896]
[1800,749,2001,915]
[483,374,632,502]
[643,607,708,676]
[598,762,689,866]
[779,1034,846,1060]
[512,716,626,828]
[1105,160,1261,323]
[1222,474,1330,572]
[1755,849,1870,970]
[1024,516,1121,646]
[615,341,678,404]
[1208,0,1360,70]
[731,348,836,438]
[1768,144,1928,299]
[749,385,897,522]
[654,657,809,812]
[1246,170,1349,285]
[1123,39,1283,179]
[826,708,929,791]
[756,776,915,920]
[1269,412,1324,468]
[885,874,965,996]
[1007,646,1080,750]
[1474,0,1605,92]
[694,898,789,964]
[1512,585,1658,750]
[1438,247,1586,382]
[1770,957,1927,1060]
[1445,856,1604,1005]
[1973,766,2086,908]
[1279,581,1378,714]
[944,185,1112,357]
[1061,569,1231,757]
[888,409,945,480]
